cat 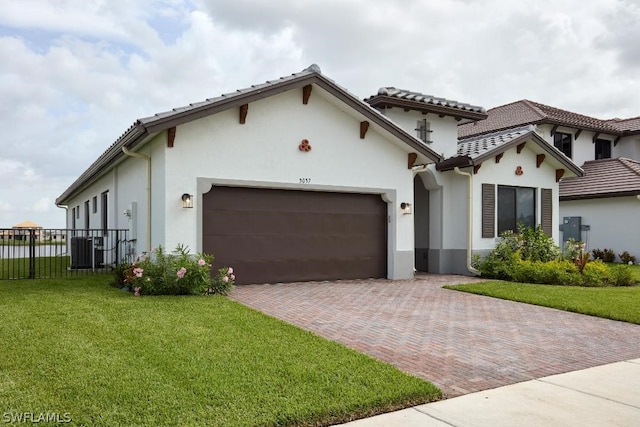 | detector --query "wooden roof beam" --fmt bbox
[592,132,600,143]
[574,129,582,140]
[517,142,526,153]
[556,169,565,182]
[550,124,559,136]
[495,153,504,163]
[614,136,622,147]
[360,121,369,139]
[239,104,248,124]
[408,152,418,169]
[302,85,312,105]
[536,154,545,168]
[167,127,176,148]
